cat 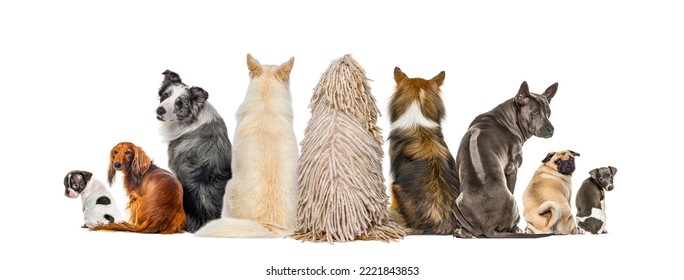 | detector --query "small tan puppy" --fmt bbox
[523,150,580,235]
